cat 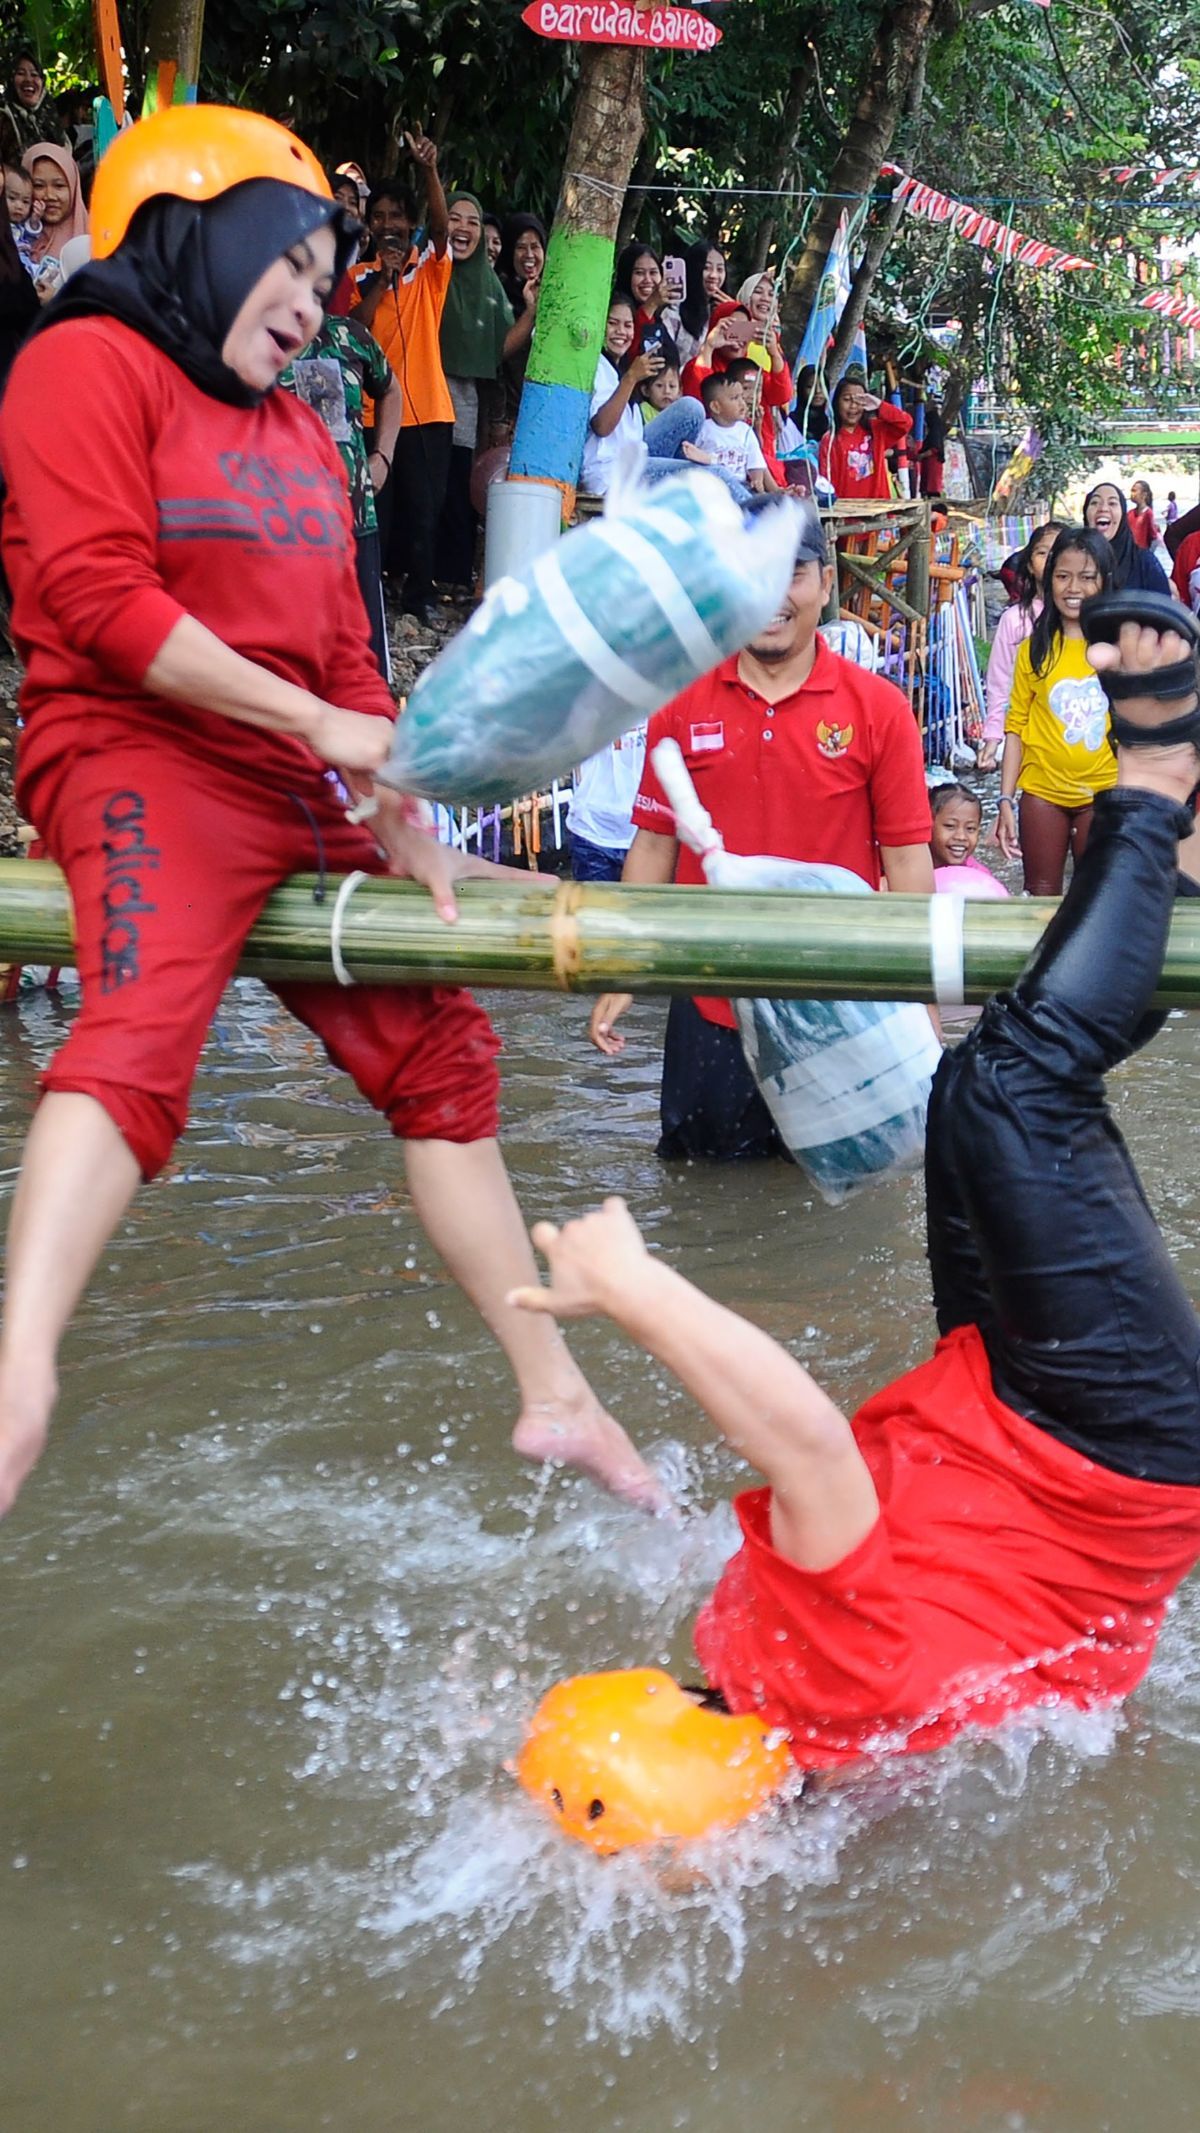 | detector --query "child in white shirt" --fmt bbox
[694,372,776,493]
